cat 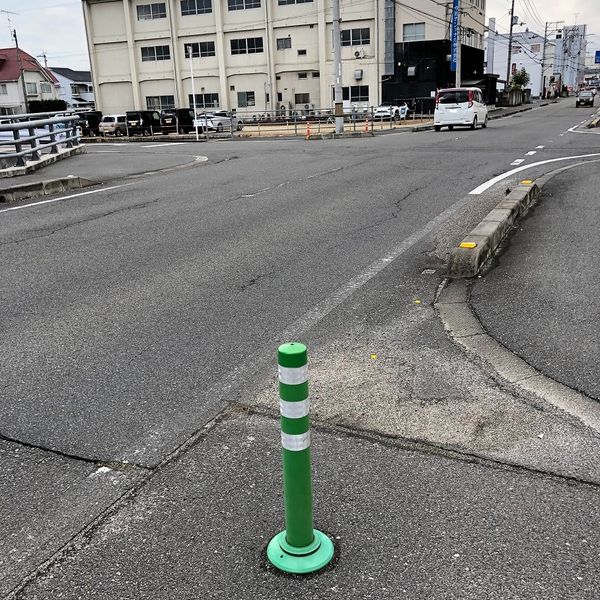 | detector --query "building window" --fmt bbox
[40,82,52,94]
[26,82,37,95]
[340,85,369,102]
[297,49,307,56]
[312,71,320,78]
[181,0,212,16]
[146,95,175,110]
[0,83,7,94]
[277,92,283,102]
[188,93,219,108]
[137,3,167,20]
[279,0,312,4]
[230,37,264,55]
[341,28,370,46]
[295,93,309,105]
[511,45,521,54]
[531,43,541,53]
[237,91,255,107]
[184,41,216,57]
[298,72,307,79]
[277,37,291,50]
[141,45,171,61]
[228,0,260,9]
[402,22,425,42]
